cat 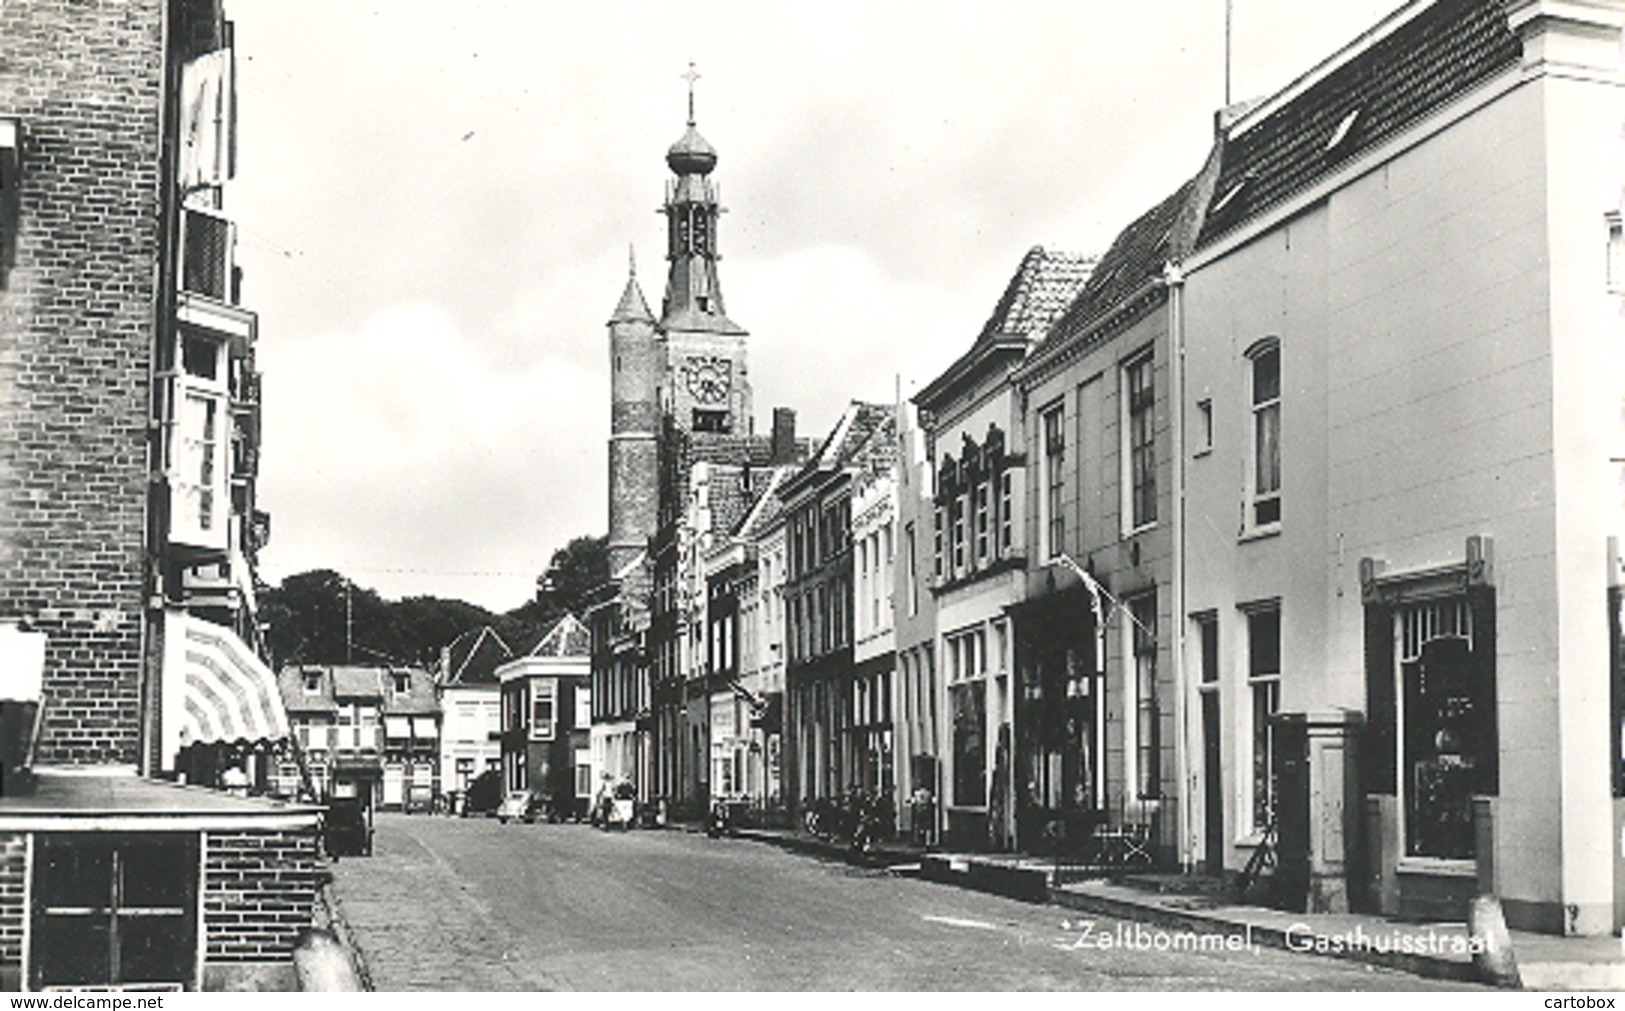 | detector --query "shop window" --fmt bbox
[1397,597,1493,859]
[950,680,986,807]
[31,834,198,990]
